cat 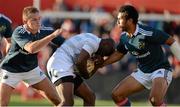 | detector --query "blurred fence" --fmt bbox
[41,11,180,21]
